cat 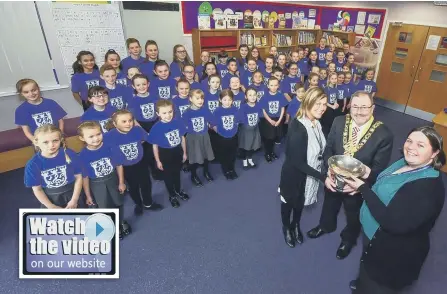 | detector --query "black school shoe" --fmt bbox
[265,154,272,163]
[191,174,203,187]
[271,153,279,160]
[182,163,190,173]
[143,202,164,211]
[176,190,190,201]
[119,221,132,240]
[204,171,214,182]
[169,195,180,208]
[229,170,238,180]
